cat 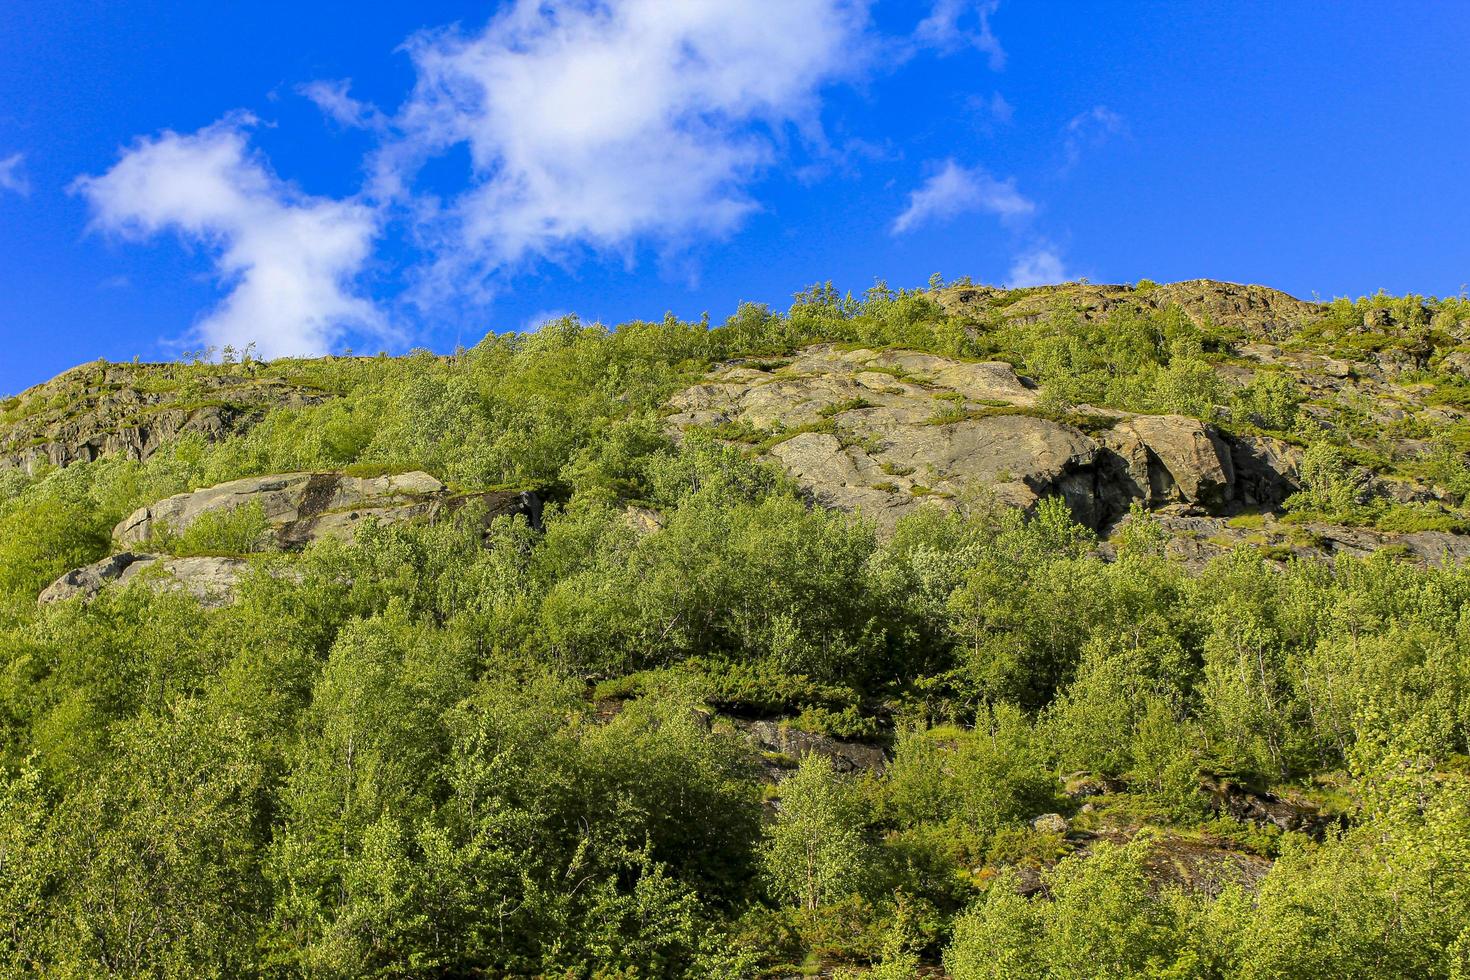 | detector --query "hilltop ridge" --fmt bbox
[9,277,1467,573]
